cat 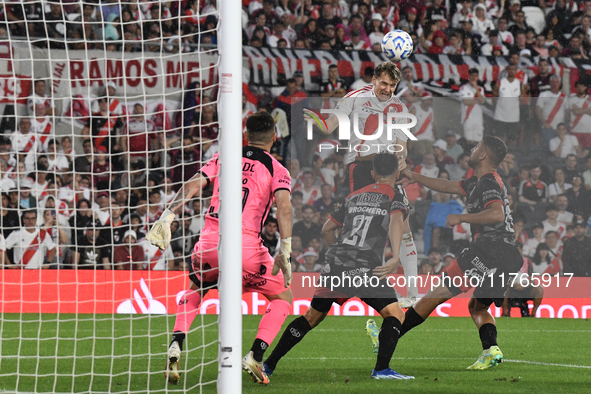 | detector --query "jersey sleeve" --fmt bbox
[198,153,219,187]
[329,204,346,227]
[389,193,409,220]
[479,177,503,208]
[43,231,57,251]
[5,231,17,250]
[272,162,291,193]
[335,94,355,115]
[459,176,477,196]
[459,85,471,99]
